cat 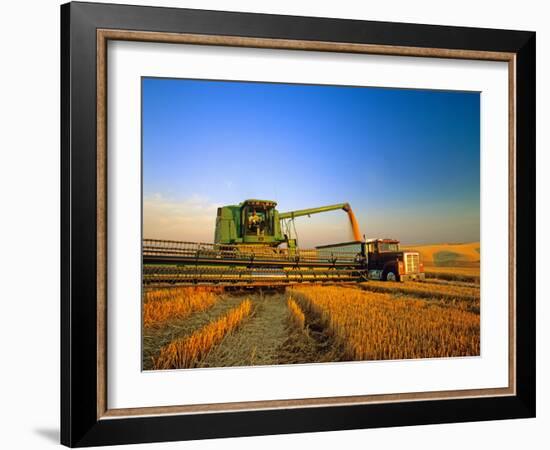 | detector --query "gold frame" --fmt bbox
[96,29,516,420]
